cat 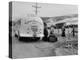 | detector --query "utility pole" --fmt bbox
[32,2,41,15]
